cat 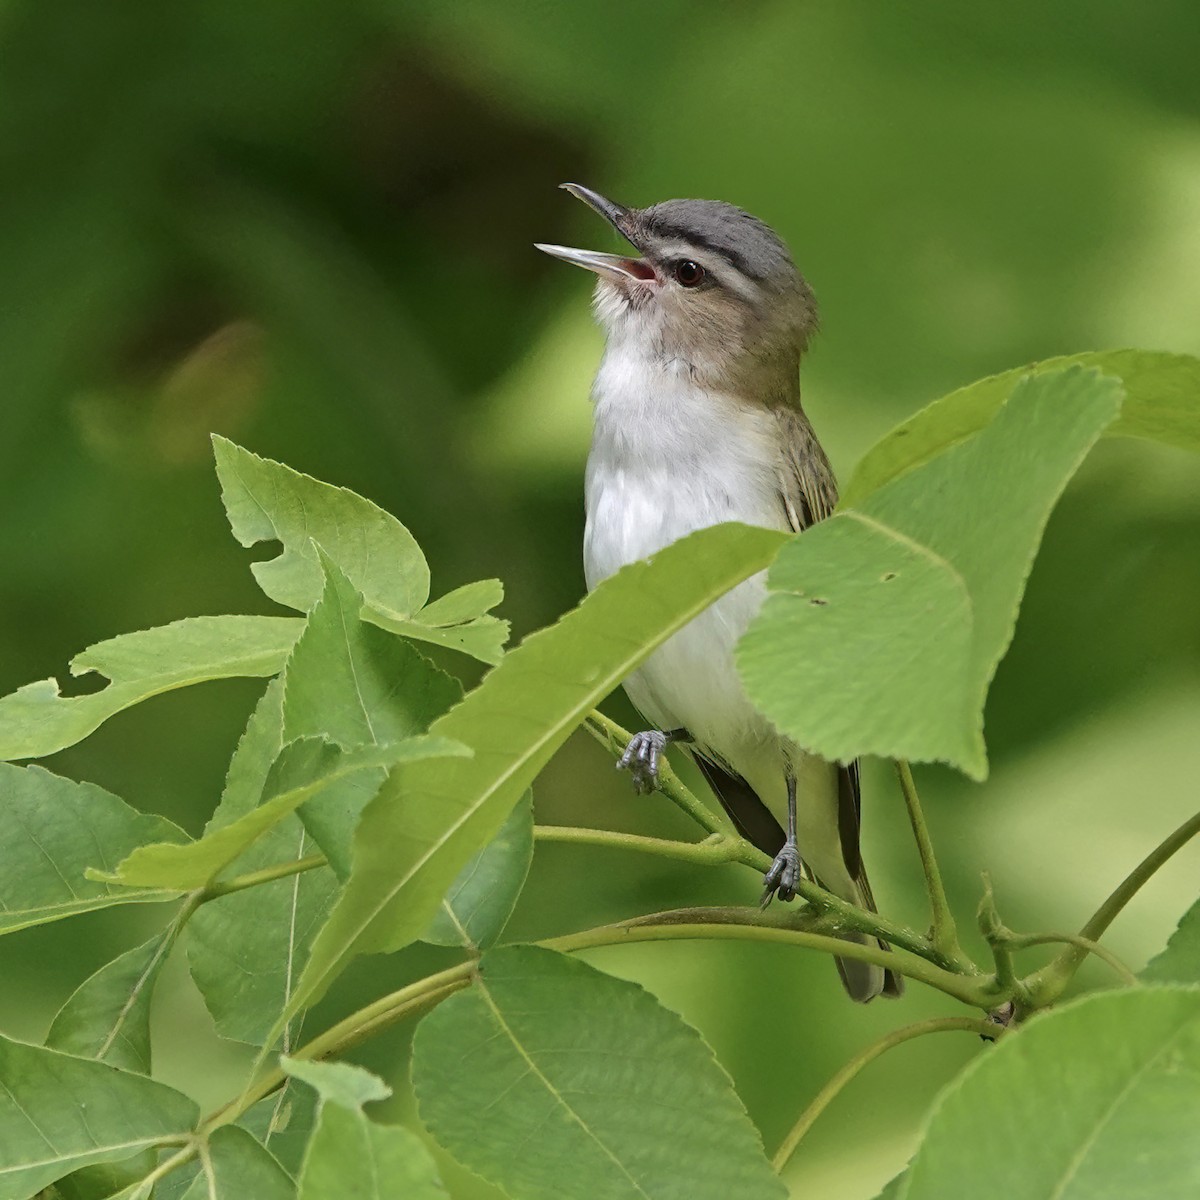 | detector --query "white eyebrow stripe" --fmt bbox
[649,239,759,301]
